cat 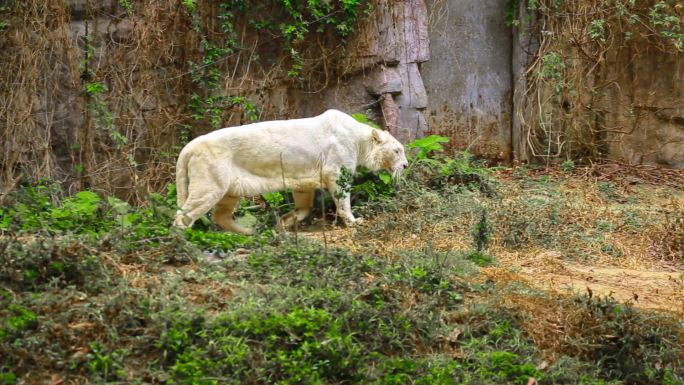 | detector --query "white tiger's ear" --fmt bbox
[372,129,386,144]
